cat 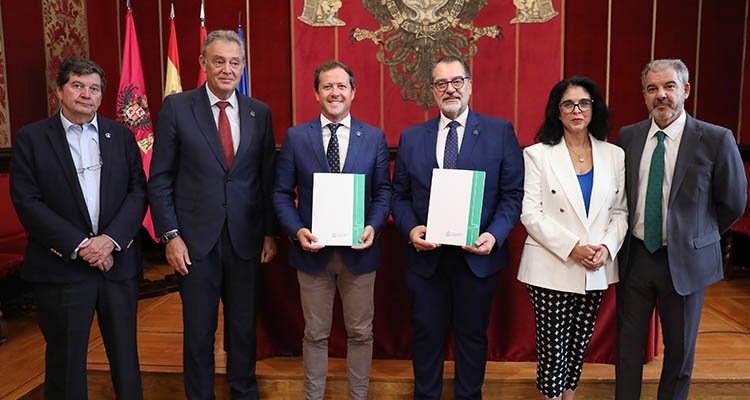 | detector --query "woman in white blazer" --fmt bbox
[518,76,628,400]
